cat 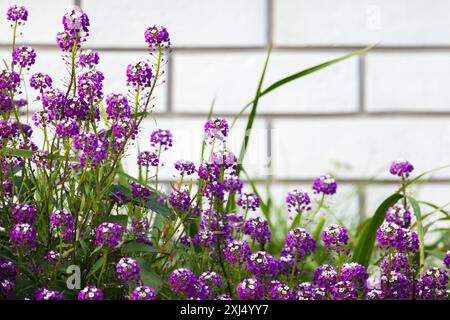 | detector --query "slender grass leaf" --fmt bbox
[122,241,159,254]
[407,196,425,274]
[353,193,402,267]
